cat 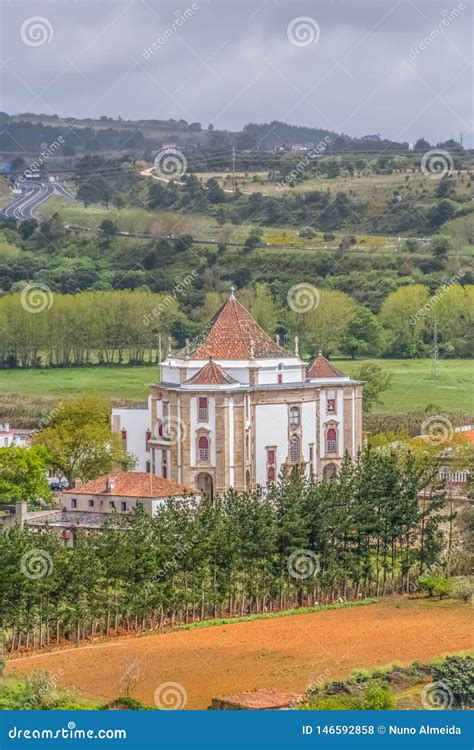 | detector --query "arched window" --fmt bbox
[267,466,275,482]
[326,428,337,453]
[289,406,300,431]
[289,435,300,463]
[121,428,127,449]
[198,435,209,461]
[198,397,208,421]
